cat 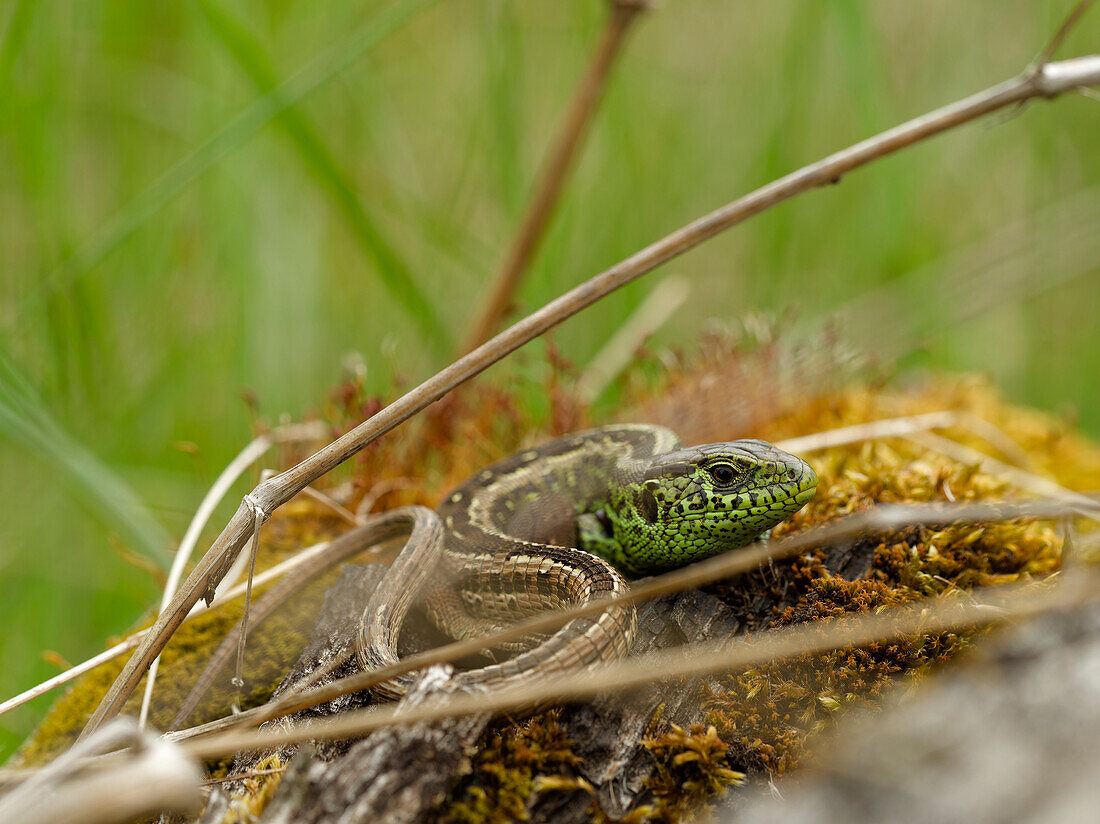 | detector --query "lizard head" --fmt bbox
[599,439,817,575]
